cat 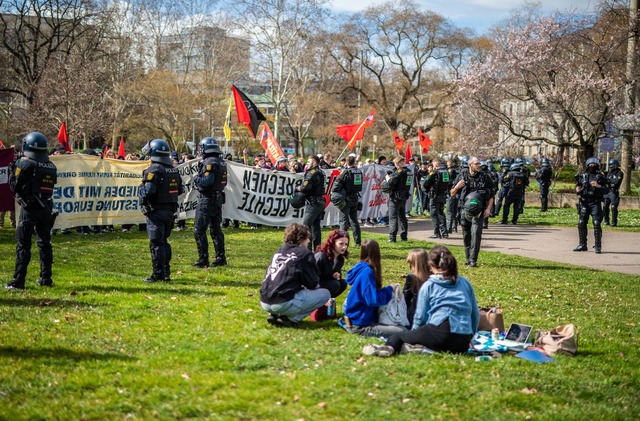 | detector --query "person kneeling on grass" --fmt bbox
[363,245,479,357]
[310,229,350,322]
[260,223,331,328]
[340,239,408,338]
